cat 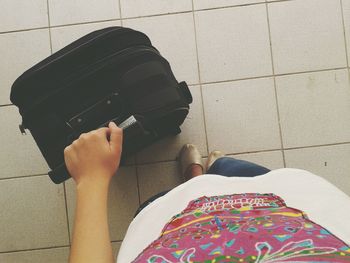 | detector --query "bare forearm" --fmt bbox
[69,178,114,263]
